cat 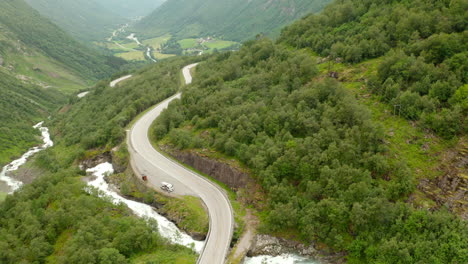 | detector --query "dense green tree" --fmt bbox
[153,38,467,262]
